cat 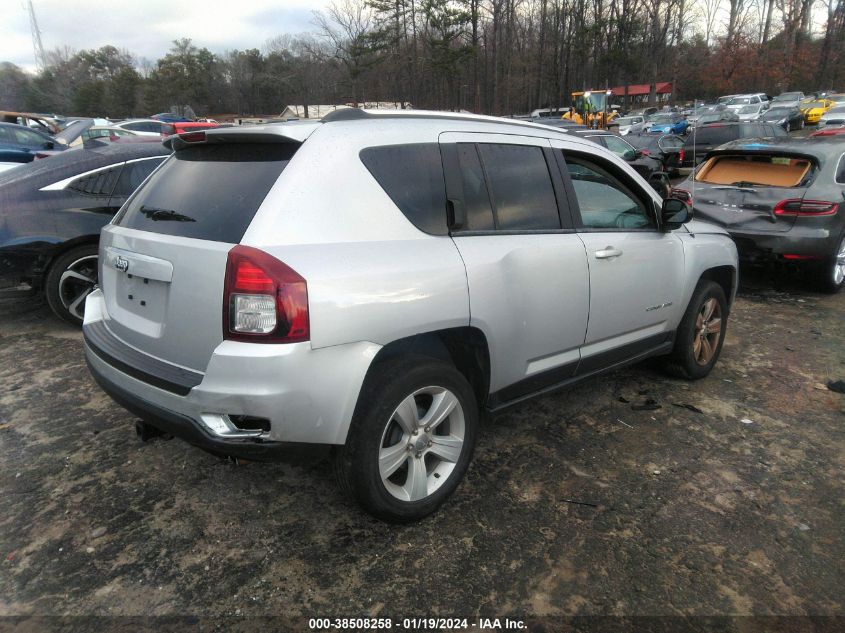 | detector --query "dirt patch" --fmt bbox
[1,267,844,622]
